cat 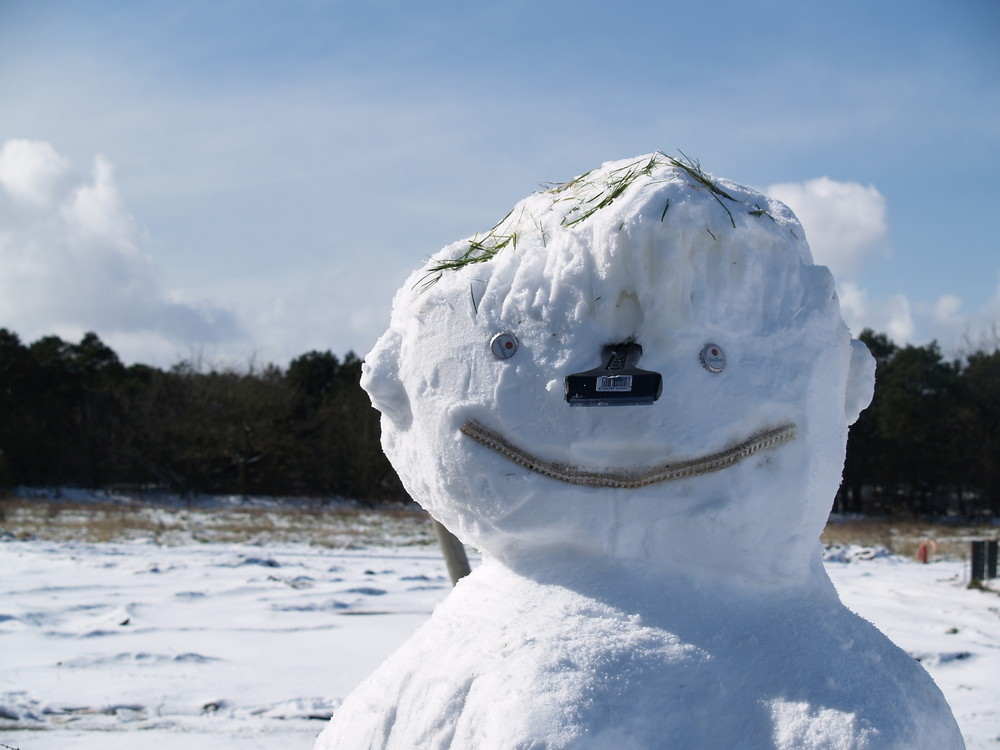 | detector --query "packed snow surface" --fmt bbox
[1,540,997,749]
[324,153,966,747]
